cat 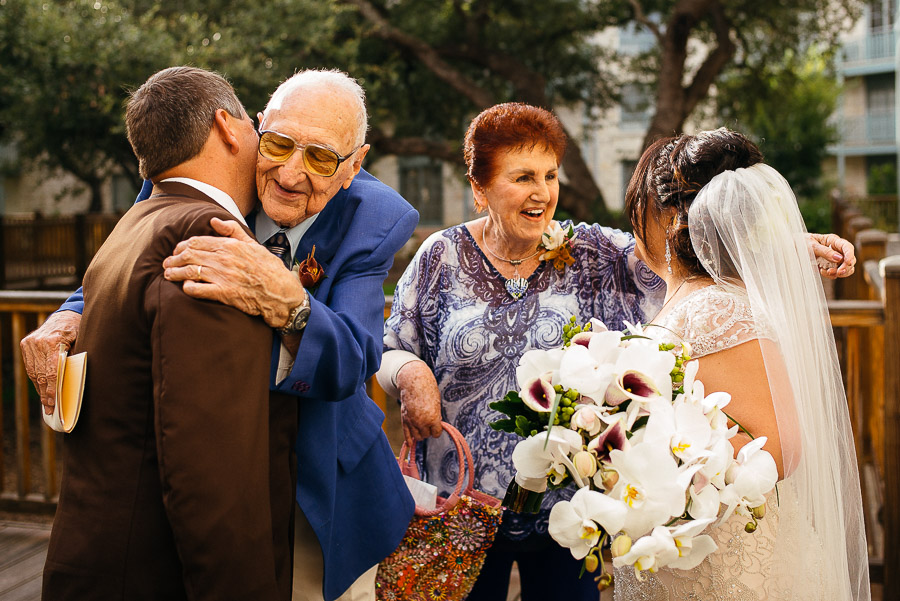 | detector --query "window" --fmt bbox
[869,0,895,33]
[867,74,895,114]
[398,156,443,225]
[620,83,653,128]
